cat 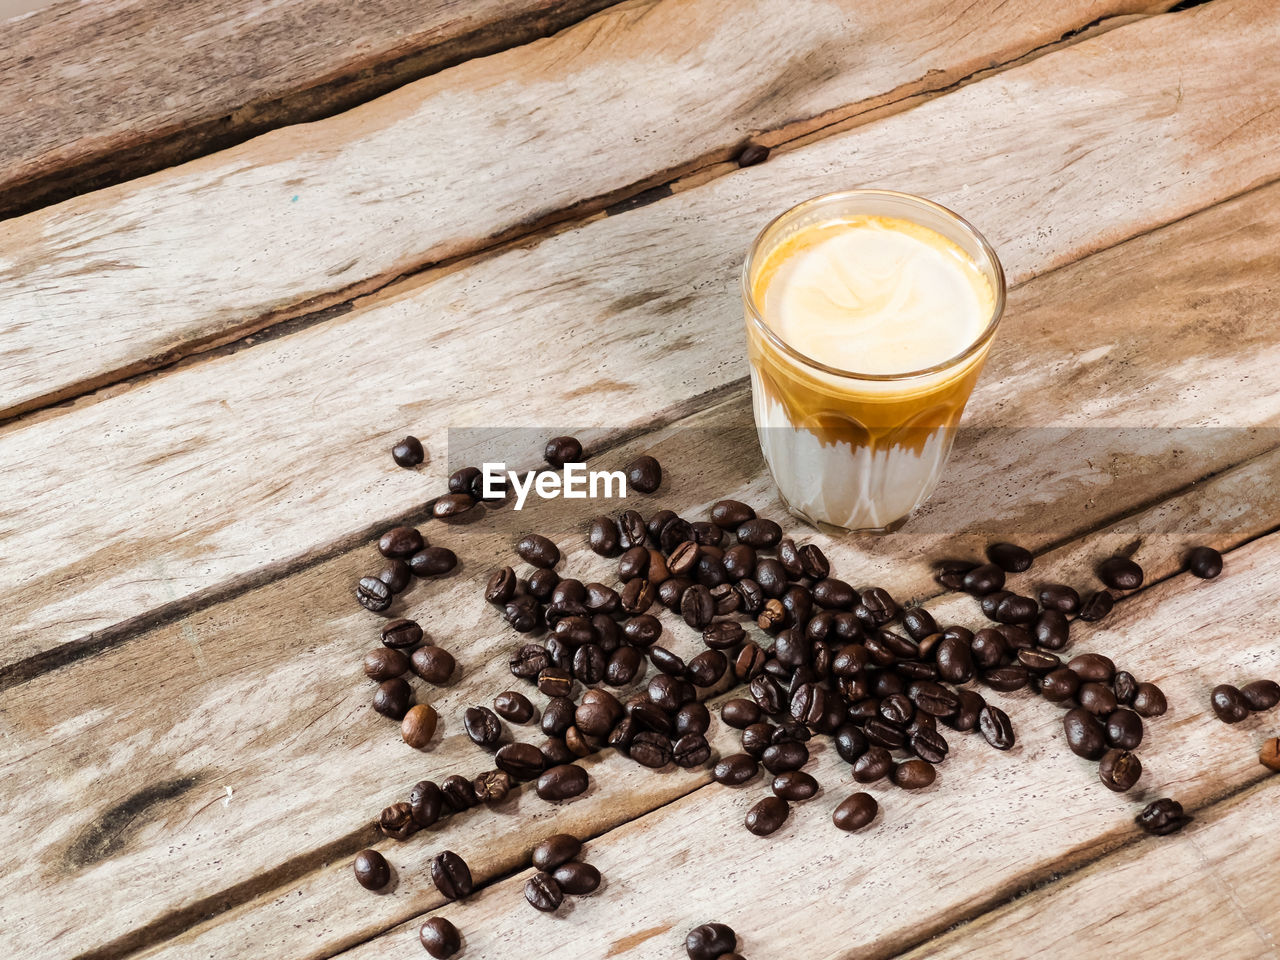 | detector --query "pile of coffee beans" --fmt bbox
[524,833,602,912]
[686,921,742,959]
[361,612,459,748]
[1209,679,1280,723]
